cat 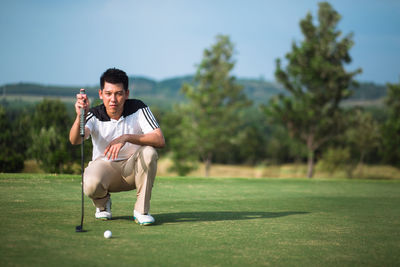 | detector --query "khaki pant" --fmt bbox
[83,146,158,214]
